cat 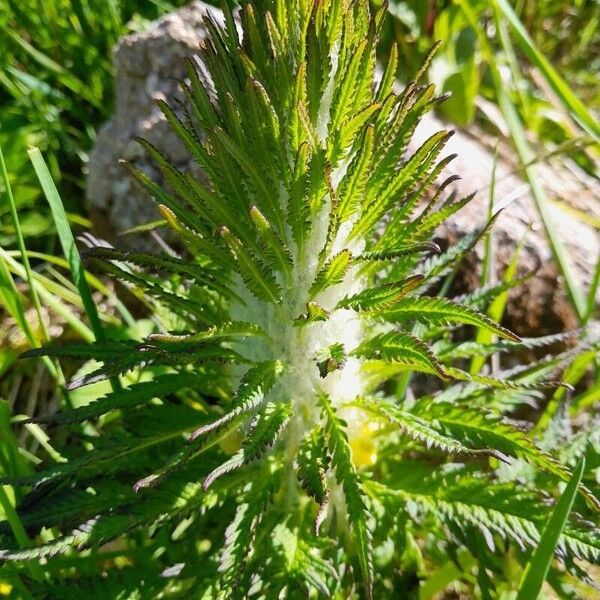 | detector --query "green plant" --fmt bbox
[383,0,600,444]
[1,1,599,598]
[517,457,586,600]
[384,0,600,317]
[0,0,194,249]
